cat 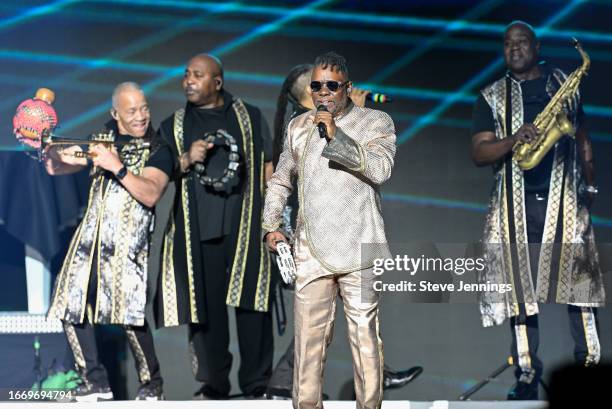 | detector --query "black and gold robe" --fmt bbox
[48,134,153,326]
[478,68,605,328]
[156,95,271,327]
